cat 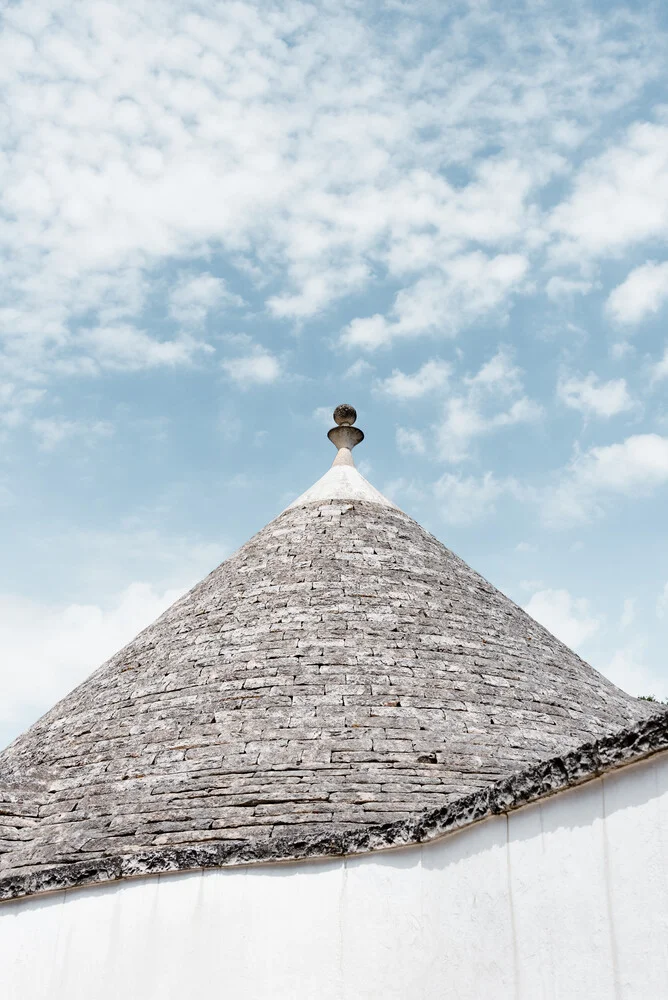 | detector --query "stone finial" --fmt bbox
[333,403,357,426]
[327,403,364,467]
